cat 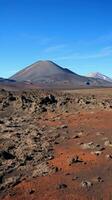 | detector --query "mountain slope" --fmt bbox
[10,61,112,88]
[87,72,112,82]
